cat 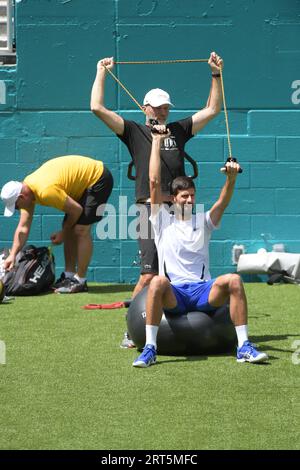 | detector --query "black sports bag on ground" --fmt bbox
[1,245,55,296]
